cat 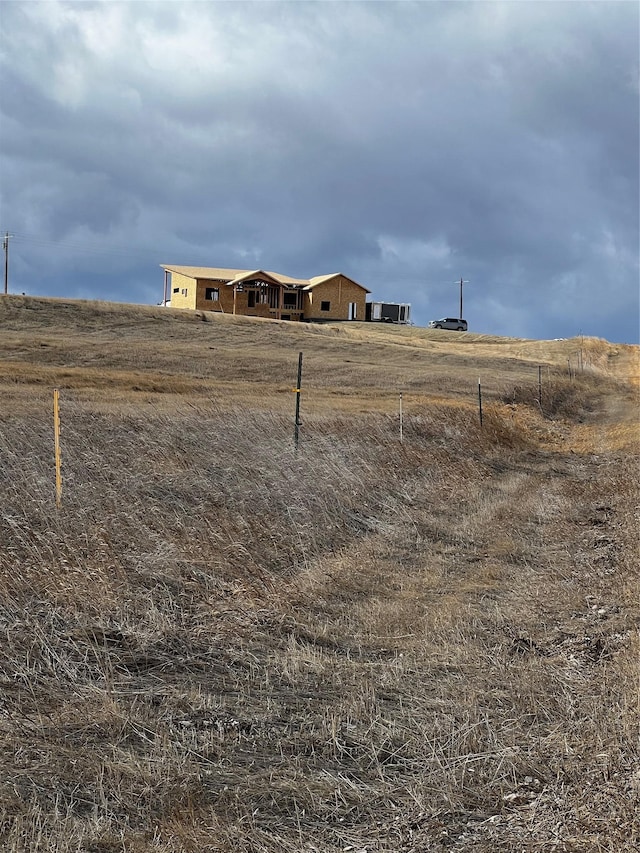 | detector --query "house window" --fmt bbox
[173,287,179,294]
[321,300,331,311]
[283,291,298,309]
[205,287,219,301]
[248,290,256,308]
